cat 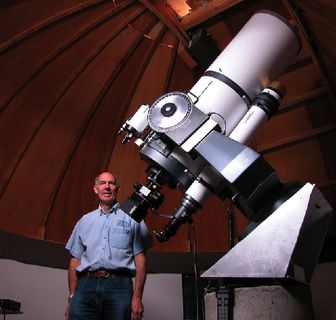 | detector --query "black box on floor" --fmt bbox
[0,299,21,312]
